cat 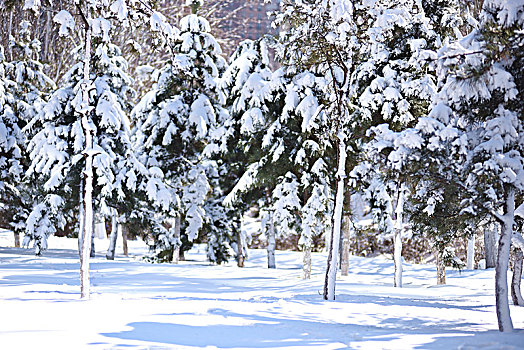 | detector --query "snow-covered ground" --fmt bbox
[0,231,523,349]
